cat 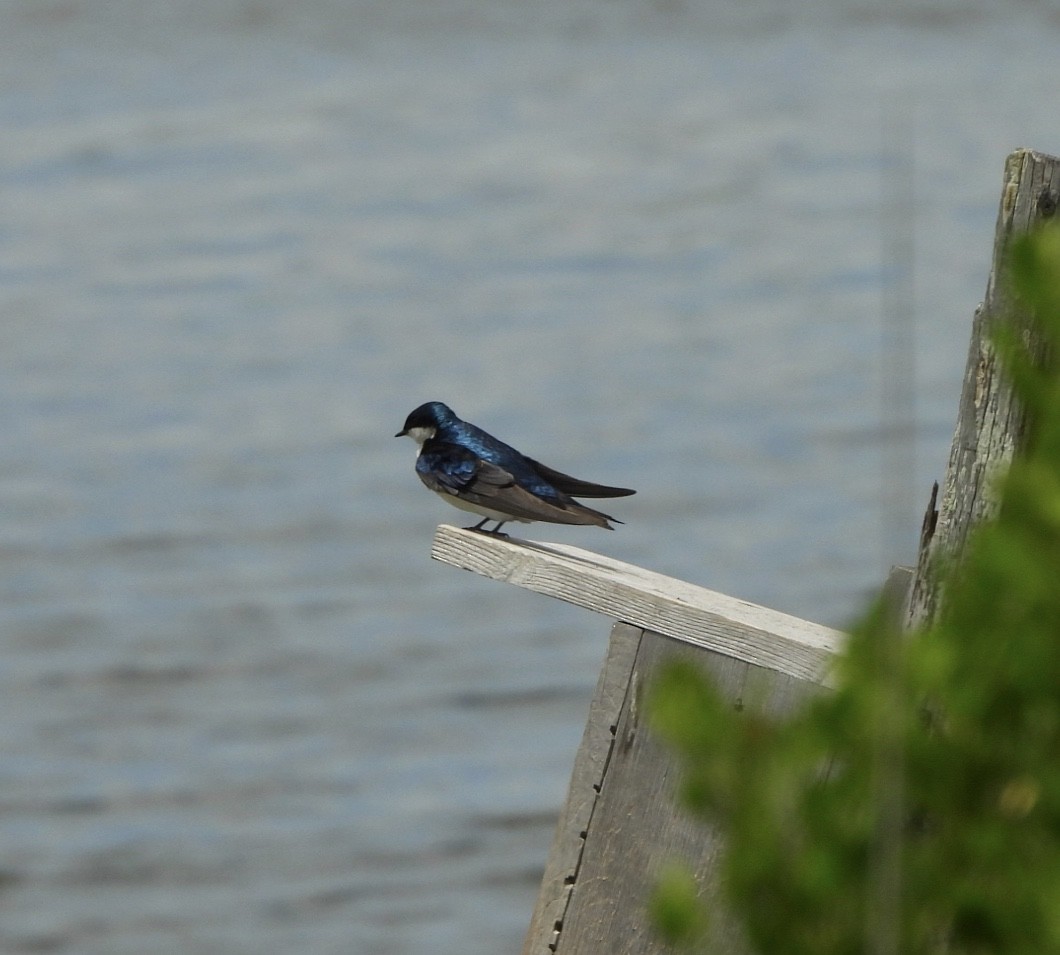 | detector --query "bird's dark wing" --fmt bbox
[417,441,620,527]
[523,457,635,498]
[415,441,480,494]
